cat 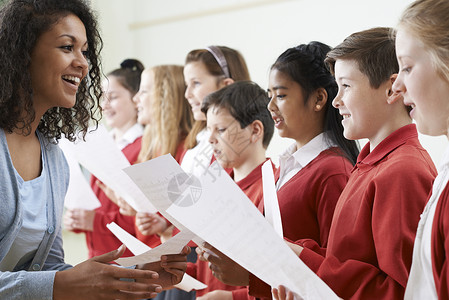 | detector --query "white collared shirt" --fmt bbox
[276,133,333,190]
[181,129,213,177]
[113,123,144,150]
[405,146,449,300]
